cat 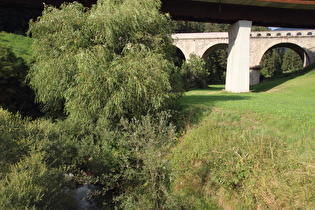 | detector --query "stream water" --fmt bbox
[75,184,100,210]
